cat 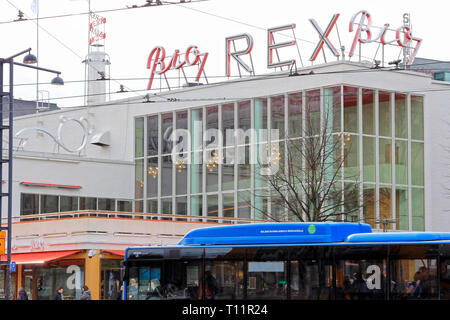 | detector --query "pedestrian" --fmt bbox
[17,287,28,300]
[80,285,92,300]
[54,287,64,300]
